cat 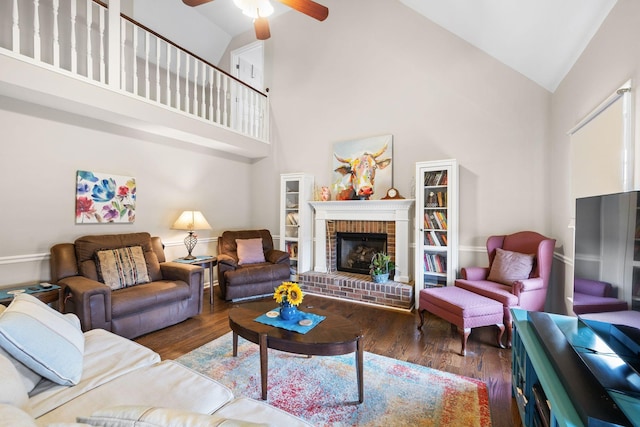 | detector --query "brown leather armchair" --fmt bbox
[217,229,290,301]
[50,232,204,339]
